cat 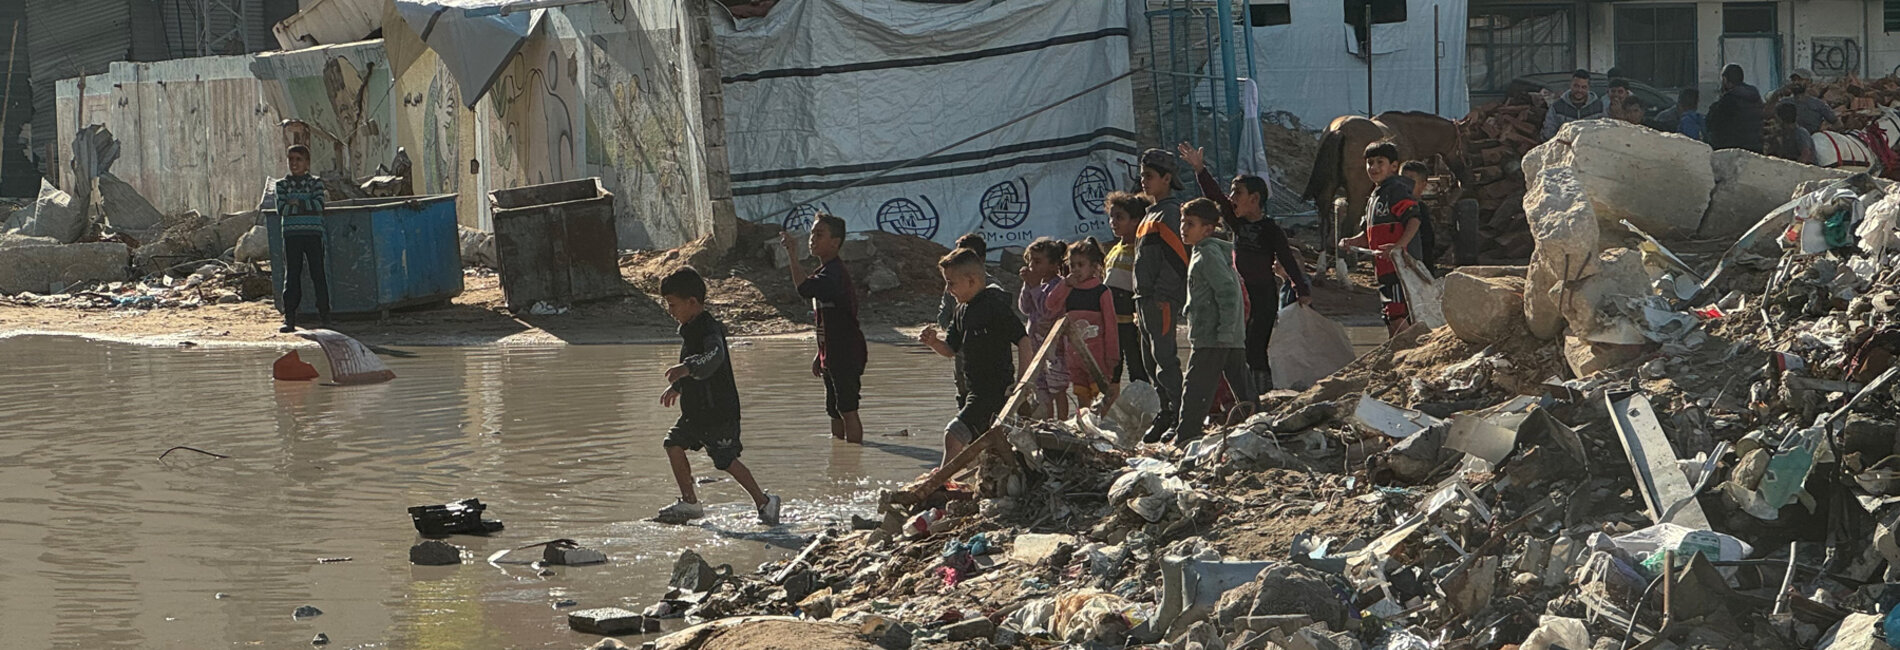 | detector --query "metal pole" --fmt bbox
[1434,4,1441,115]
[1216,0,1243,168]
[0,20,18,188]
[1365,3,1374,116]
